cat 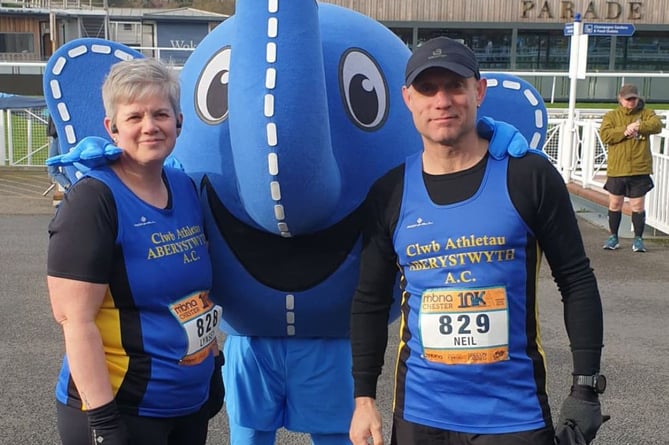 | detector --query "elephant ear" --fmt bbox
[478,72,547,150]
[43,38,144,182]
